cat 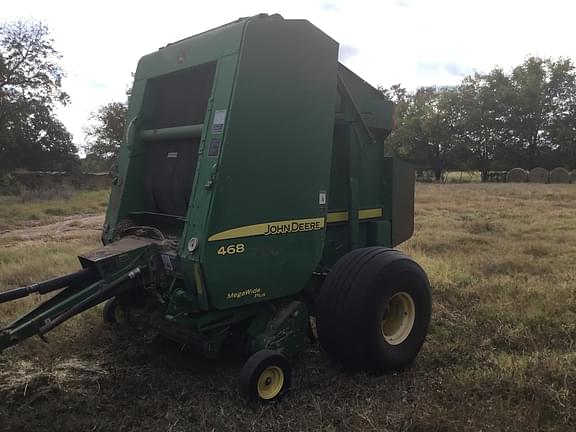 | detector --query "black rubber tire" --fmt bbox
[239,350,291,402]
[102,297,123,324]
[316,247,431,372]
